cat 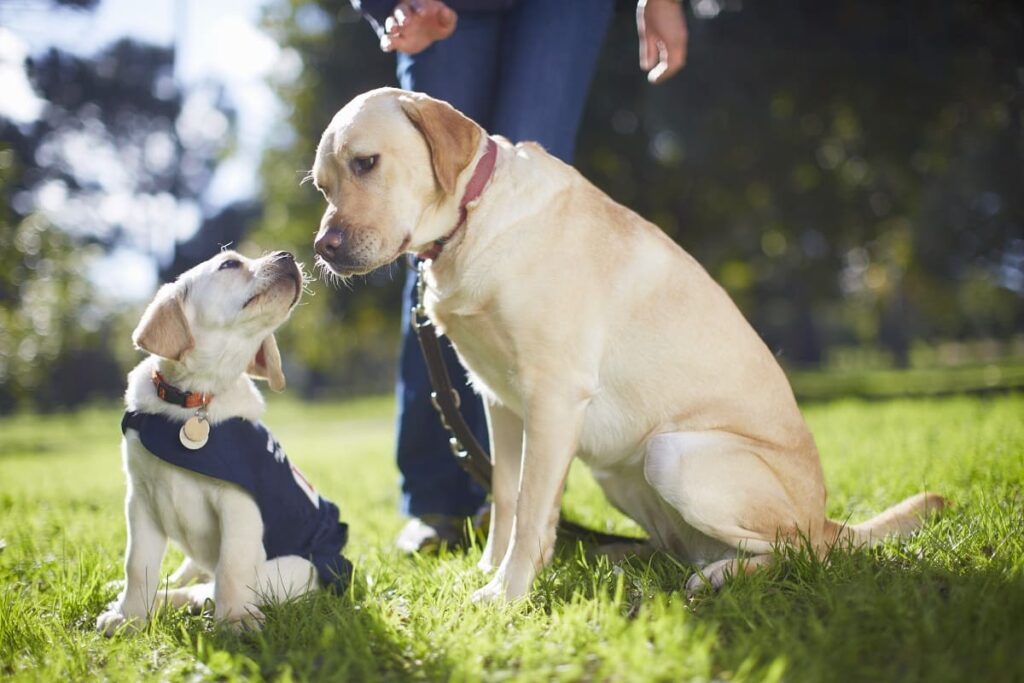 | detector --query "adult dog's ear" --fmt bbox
[399,93,482,196]
[132,285,194,361]
[247,334,286,392]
